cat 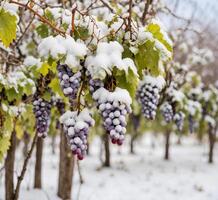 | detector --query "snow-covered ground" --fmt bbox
[0,134,218,200]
